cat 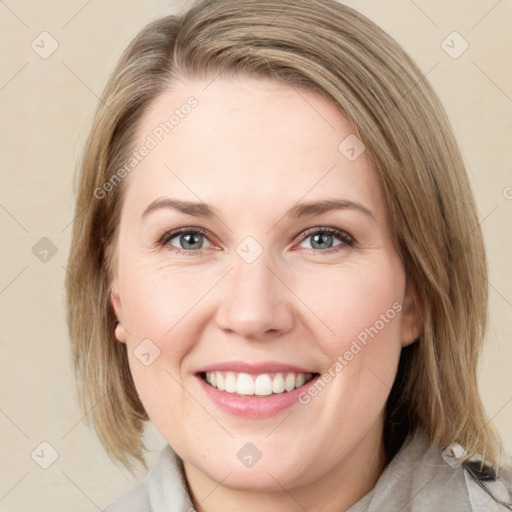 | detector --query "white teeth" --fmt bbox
[204,371,313,396]
[272,373,285,393]
[295,373,306,388]
[236,373,254,395]
[254,374,273,396]
[224,372,236,393]
[284,373,296,392]
[217,373,225,391]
